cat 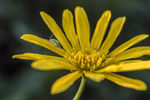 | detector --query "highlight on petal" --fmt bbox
[84,71,105,82]
[110,46,150,63]
[97,60,150,73]
[105,73,147,91]
[100,17,126,54]
[51,71,82,95]
[40,11,72,51]
[108,34,149,57]
[62,9,80,50]
[31,59,78,71]
[12,53,67,61]
[91,10,111,50]
[75,6,90,48]
[21,34,66,56]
